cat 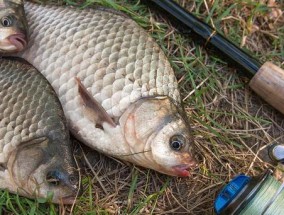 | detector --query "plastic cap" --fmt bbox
[269,144,284,163]
[214,175,251,214]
